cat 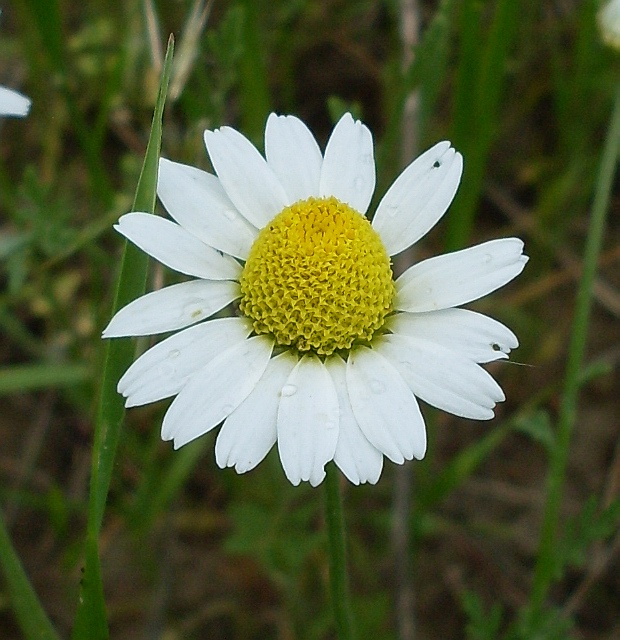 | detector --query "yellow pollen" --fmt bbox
[239,196,395,355]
